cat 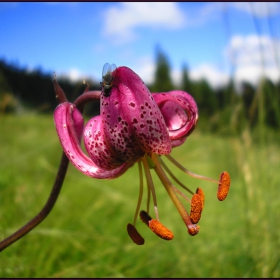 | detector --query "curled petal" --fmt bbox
[84,116,124,170]
[152,91,198,146]
[72,105,84,143]
[169,136,188,148]
[101,67,172,163]
[54,102,131,179]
